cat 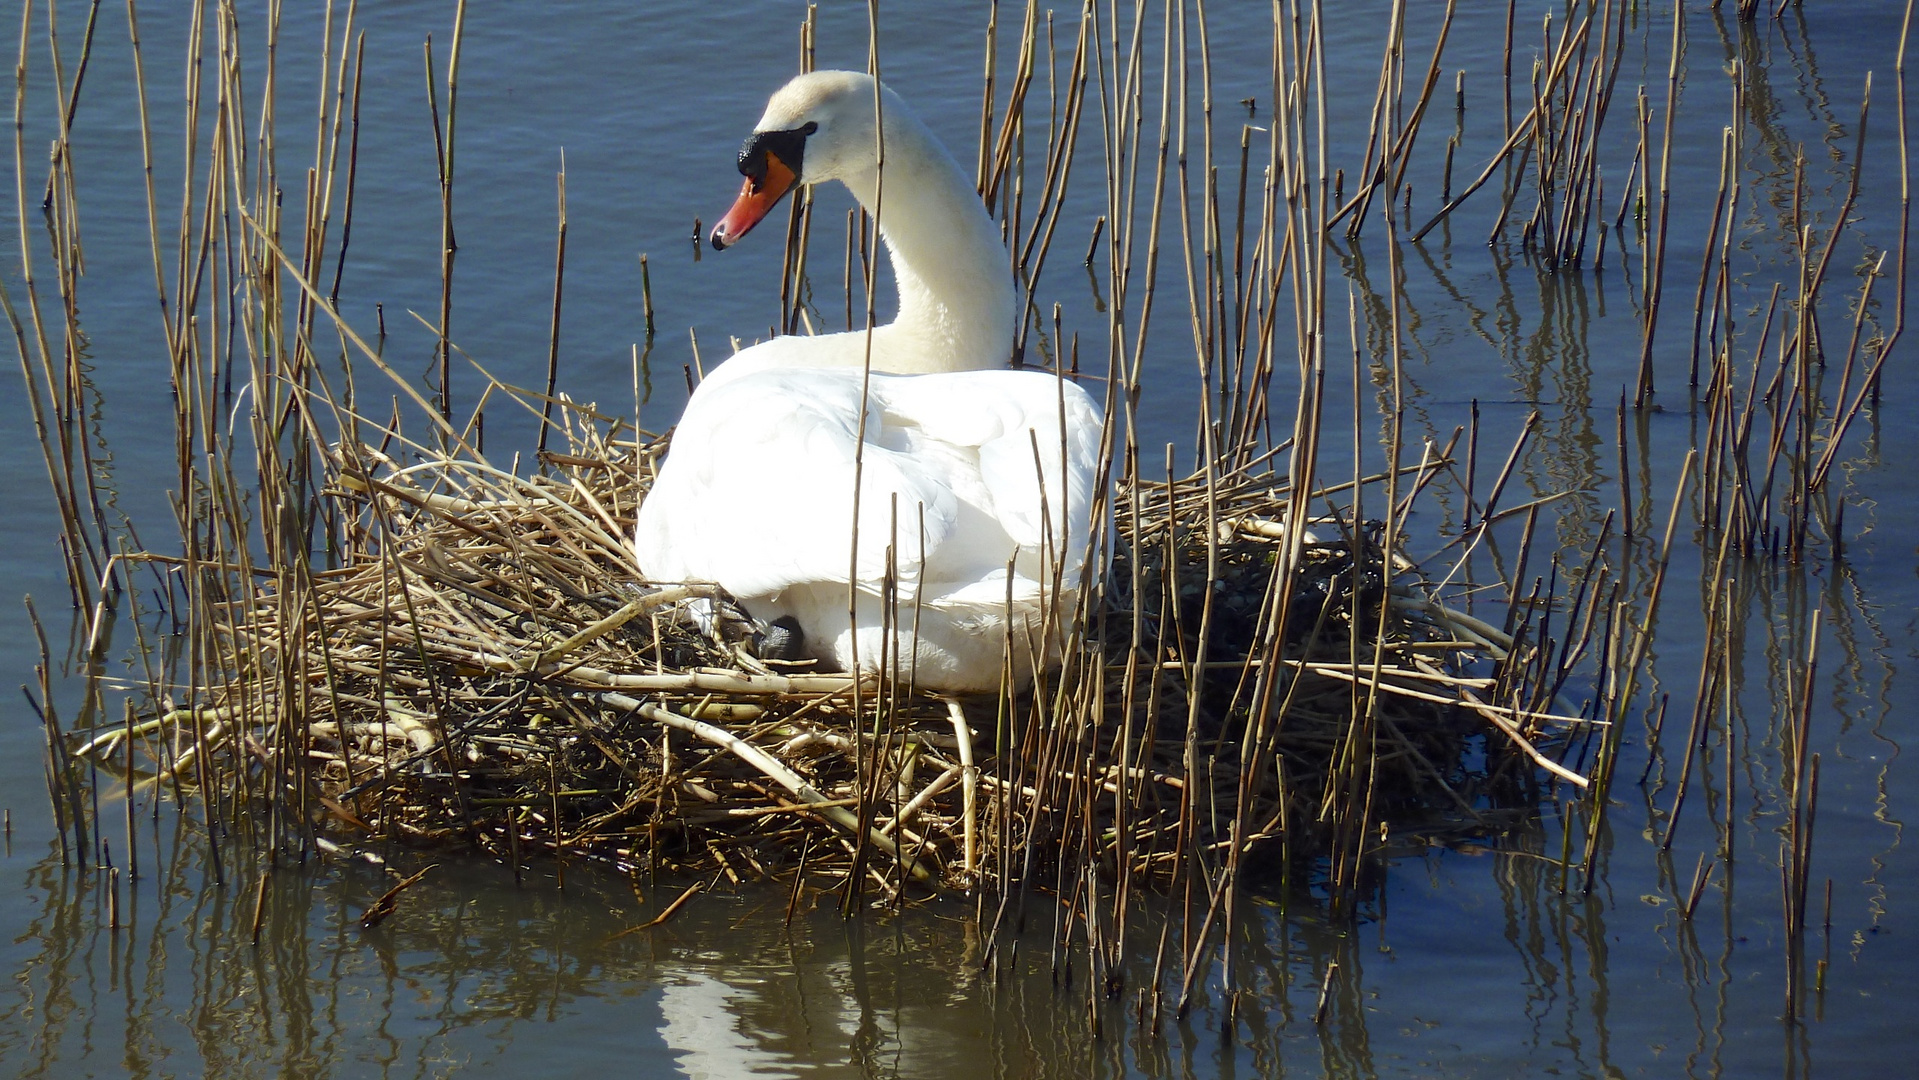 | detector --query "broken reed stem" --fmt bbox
[538,158,567,454]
